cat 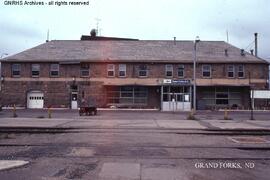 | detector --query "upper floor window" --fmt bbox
[80,63,89,77]
[227,65,235,78]
[237,65,244,78]
[202,65,211,78]
[177,65,184,78]
[119,64,126,77]
[50,64,59,77]
[138,64,148,77]
[12,64,21,77]
[165,64,173,77]
[32,64,40,77]
[107,64,115,77]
